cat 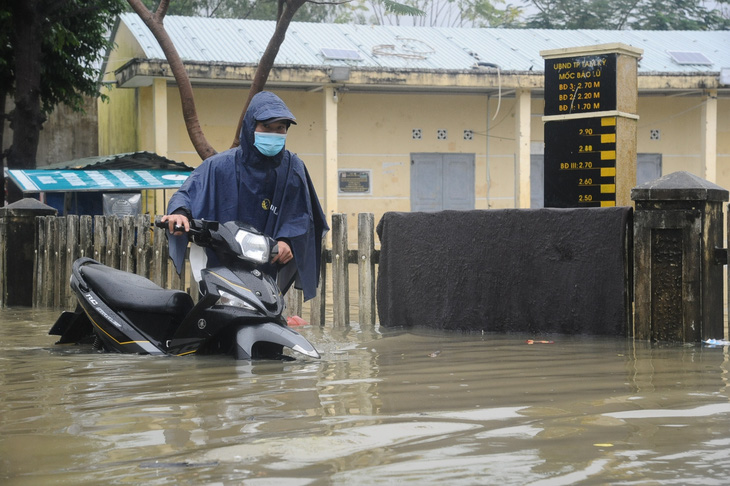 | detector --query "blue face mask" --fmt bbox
[254,132,287,157]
